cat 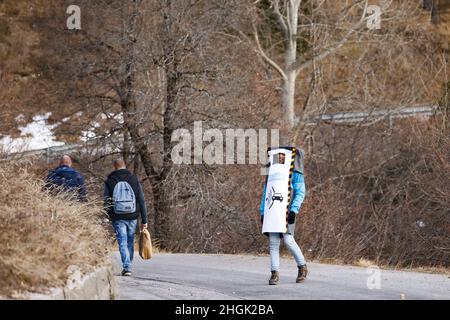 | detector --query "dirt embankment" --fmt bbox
[0,163,112,298]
